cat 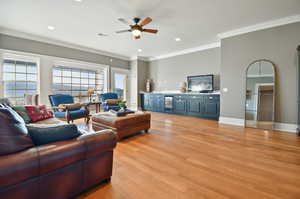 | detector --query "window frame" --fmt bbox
[1,53,40,105]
